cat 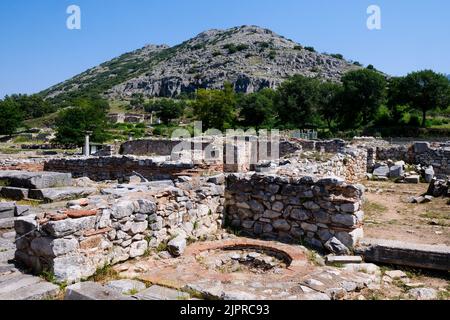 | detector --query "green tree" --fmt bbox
[397,70,450,127]
[0,98,24,135]
[341,69,387,128]
[130,93,145,110]
[275,75,321,128]
[146,99,185,125]
[55,97,110,145]
[192,82,237,131]
[238,88,277,128]
[317,82,343,131]
[4,94,55,119]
